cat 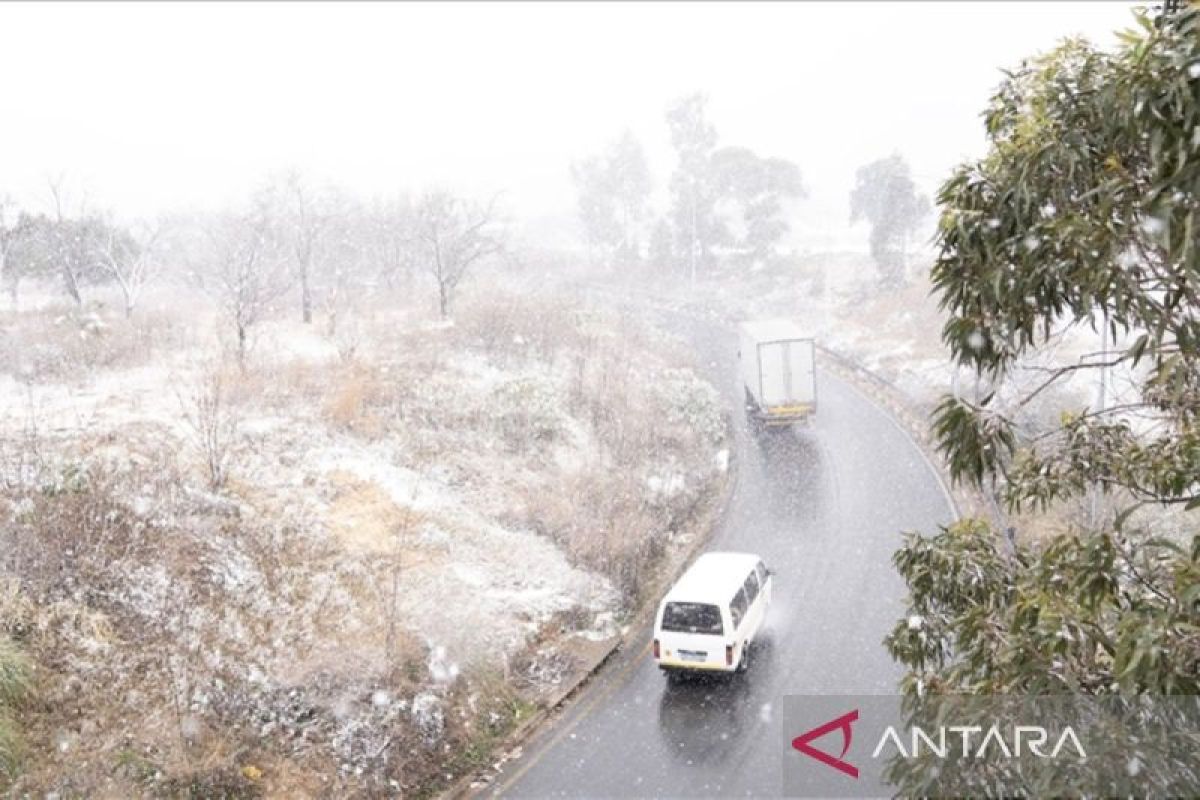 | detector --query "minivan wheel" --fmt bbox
[737,644,749,673]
